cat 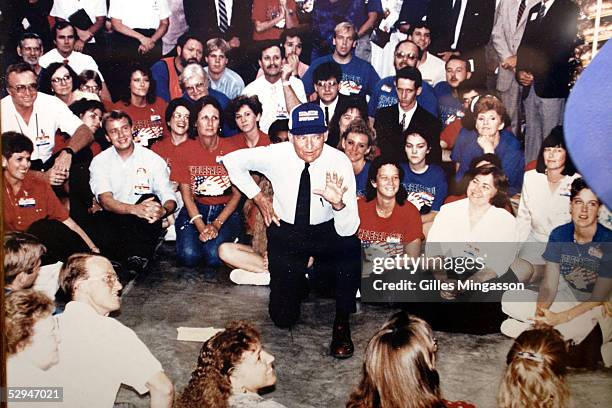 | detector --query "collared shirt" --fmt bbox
[451,0,468,50]
[205,66,245,100]
[398,102,418,131]
[242,76,306,133]
[222,142,359,236]
[108,0,171,29]
[3,172,69,231]
[48,301,164,408]
[319,96,339,125]
[39,48,105,80]
[368,76,438,117]
[89,143,176,205]
[1,92,83,162]
[427,198,518,277]
[50,0,107,43]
